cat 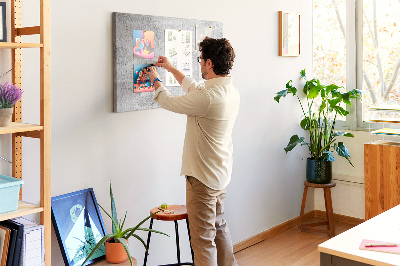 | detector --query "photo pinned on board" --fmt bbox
[133,64,154,93]
[133,30,154,59]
